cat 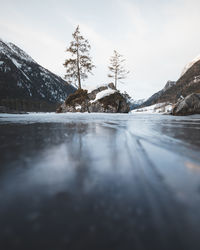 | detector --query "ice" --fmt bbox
[0,113,200,249]
[84,83,110,93]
